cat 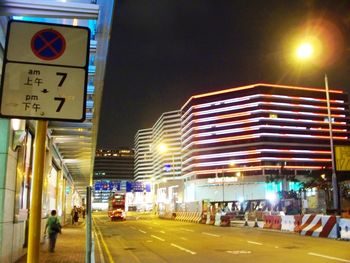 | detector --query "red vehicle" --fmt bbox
[108,193,126,221]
